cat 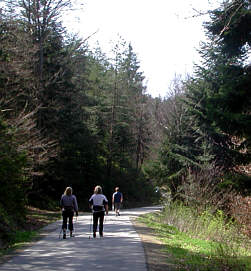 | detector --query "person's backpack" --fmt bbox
[61,195,74,211]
